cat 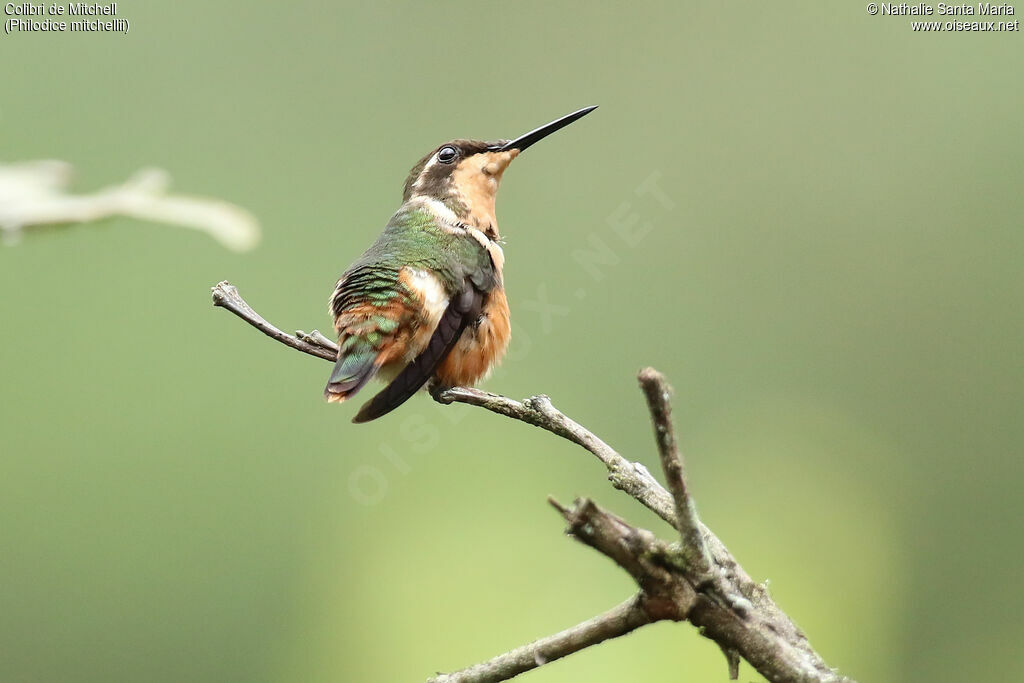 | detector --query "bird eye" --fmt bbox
[437,146,458,164]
